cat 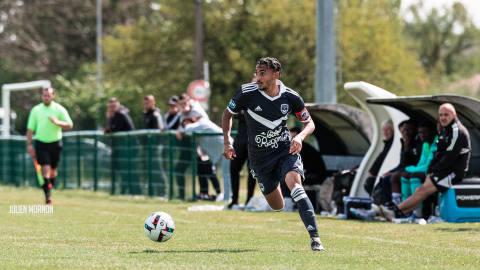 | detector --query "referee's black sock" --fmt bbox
[291,186,319,238]
[50,178,56,189]
[42,178,51,197]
